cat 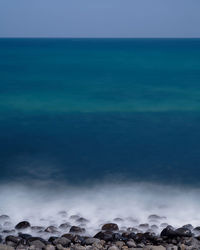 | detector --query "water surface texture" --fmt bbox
[0,38,200,185]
